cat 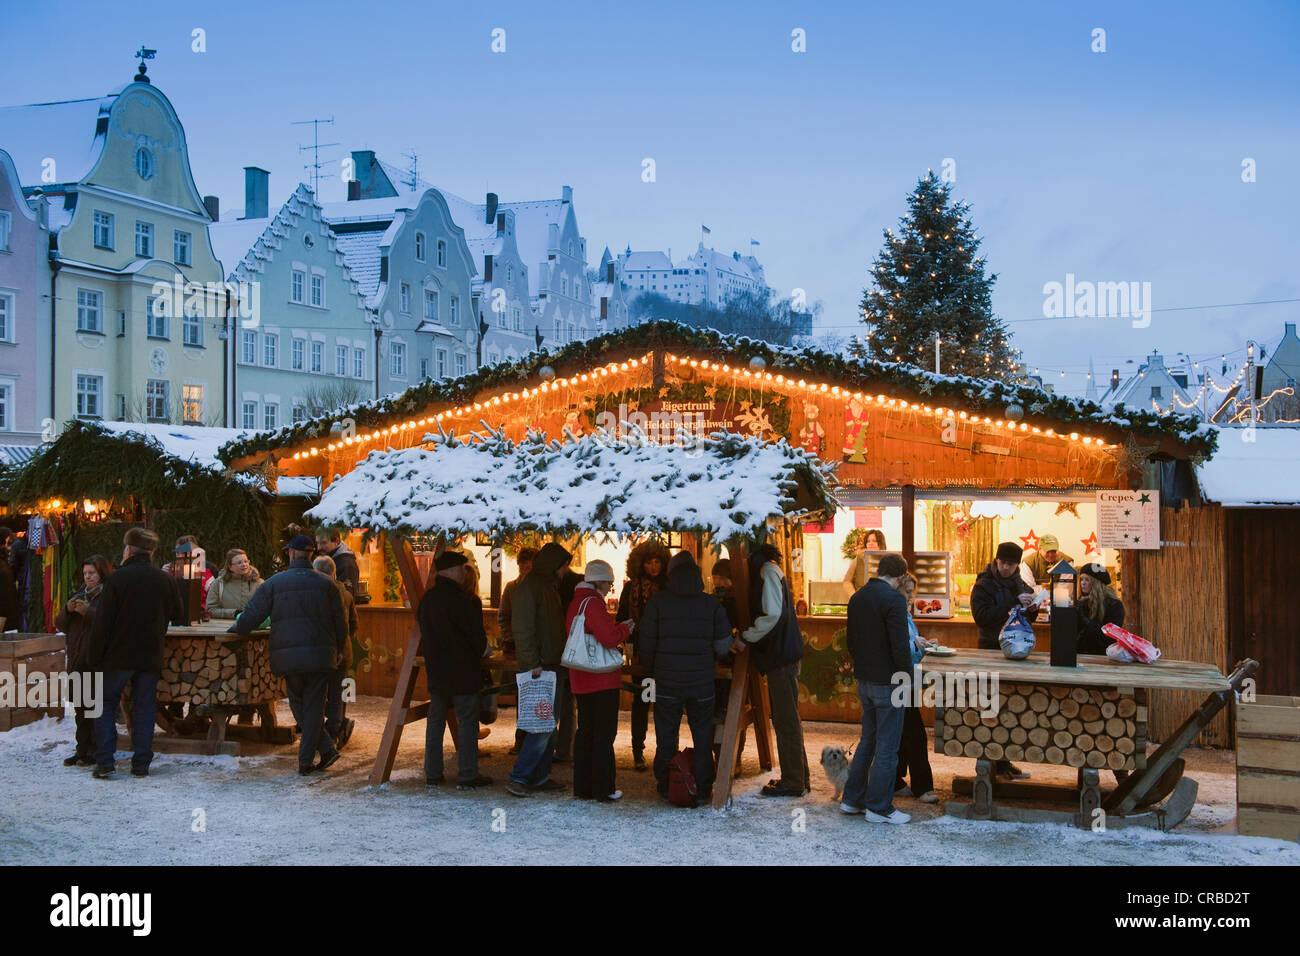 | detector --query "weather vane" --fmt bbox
[134,46,156,83]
